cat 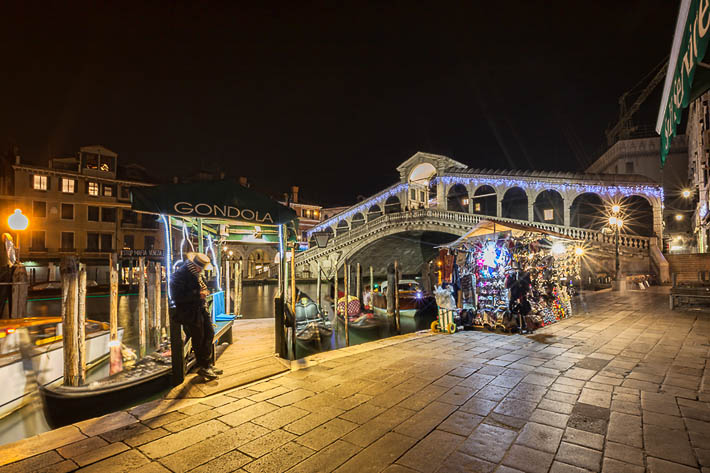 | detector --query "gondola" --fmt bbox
[293,296,332,344]
[38,350,172,428]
